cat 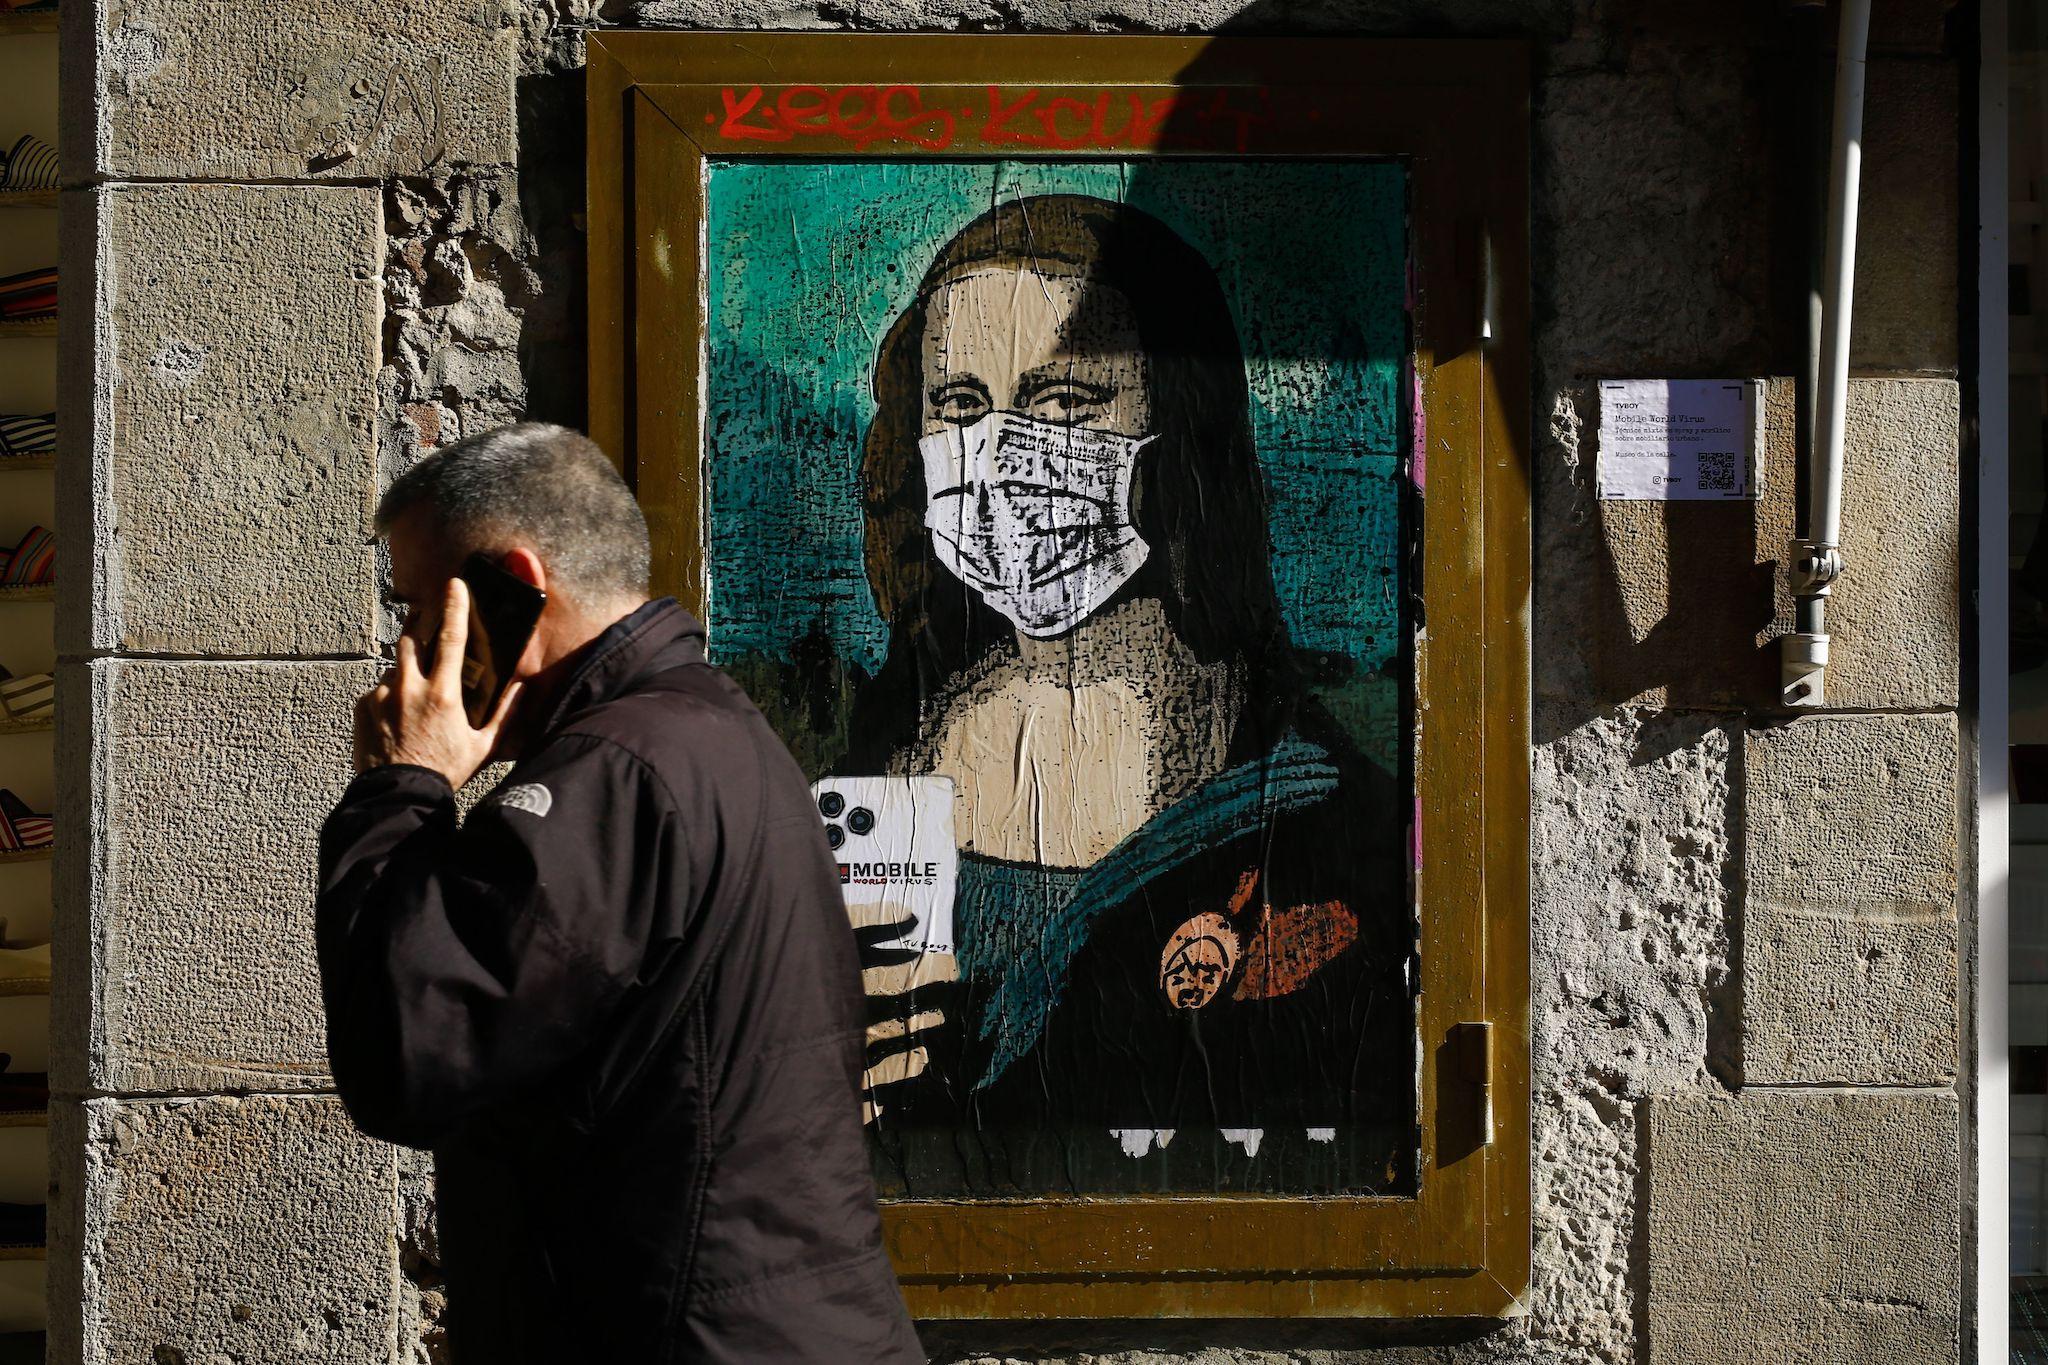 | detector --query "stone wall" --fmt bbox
[47,1,1969,1362]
